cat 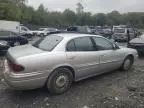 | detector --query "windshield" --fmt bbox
[33,35,63,51]
[114,29,125,33]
